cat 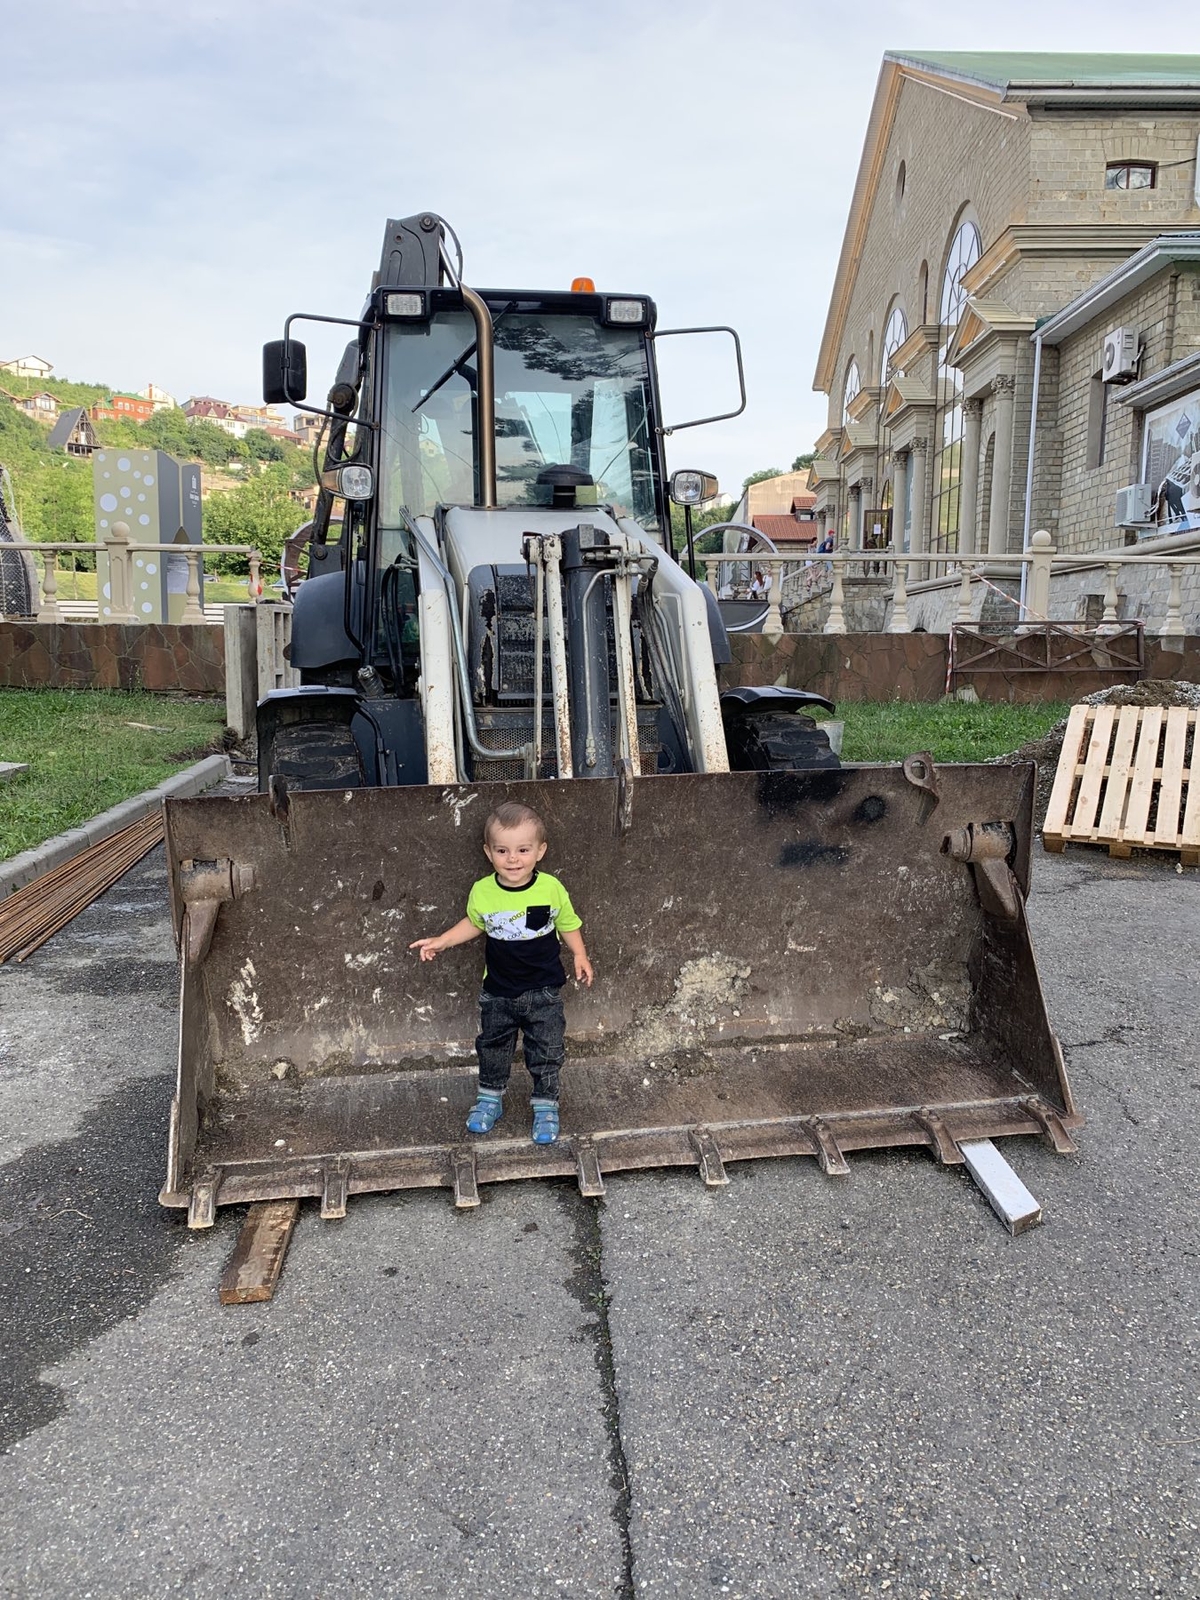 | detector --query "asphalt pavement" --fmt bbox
[0,828,1196,1598]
